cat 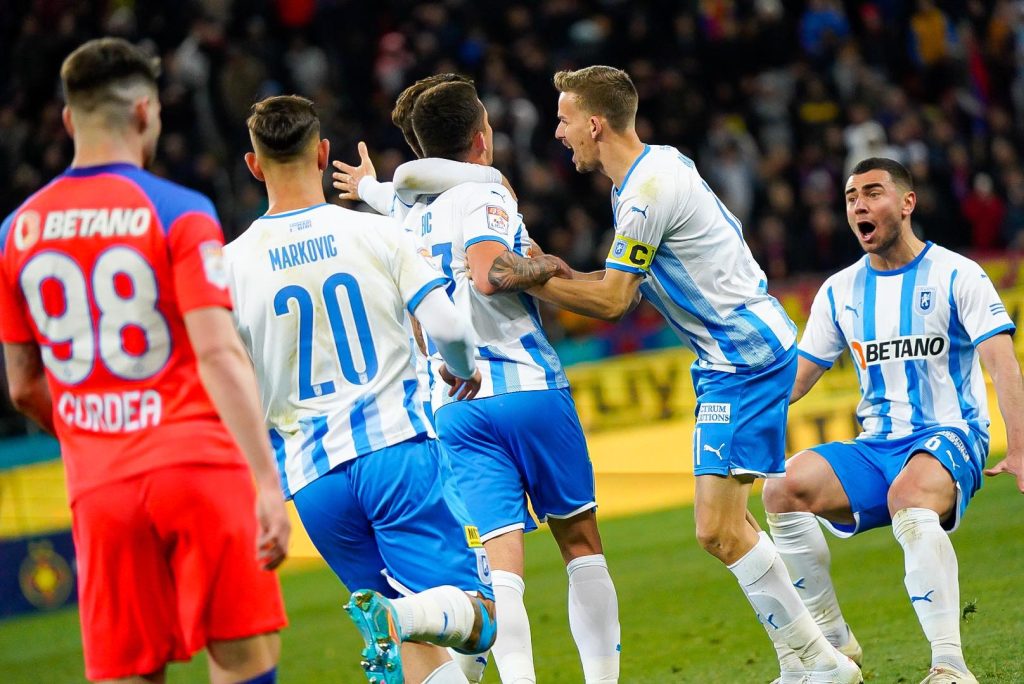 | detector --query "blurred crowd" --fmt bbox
[2,0,1024,434]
